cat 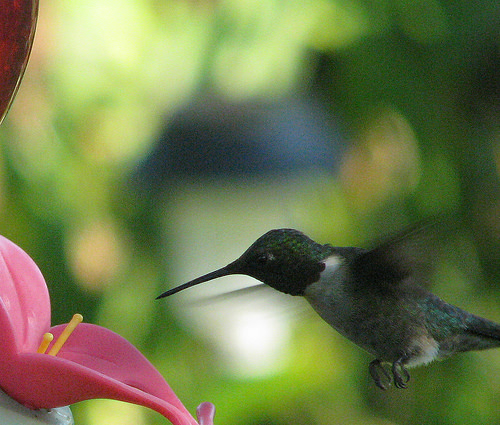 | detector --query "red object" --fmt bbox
[0,0,38,124]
